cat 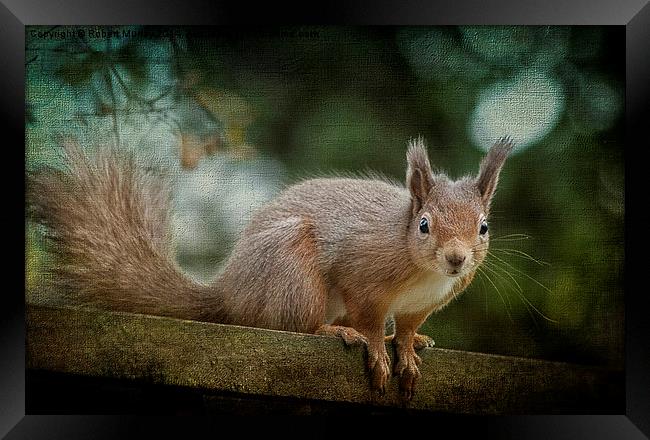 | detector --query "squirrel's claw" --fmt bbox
[393,349,422,401]
[367,345,391,396]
